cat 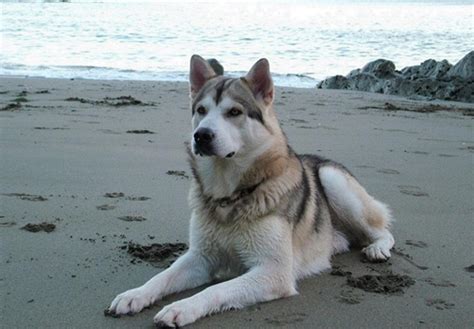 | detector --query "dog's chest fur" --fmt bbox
[190,203,290,276]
